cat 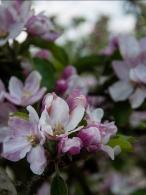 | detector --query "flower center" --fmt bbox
[27,135,39,146]
[53,123,65,136]
[23,90,32,98]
